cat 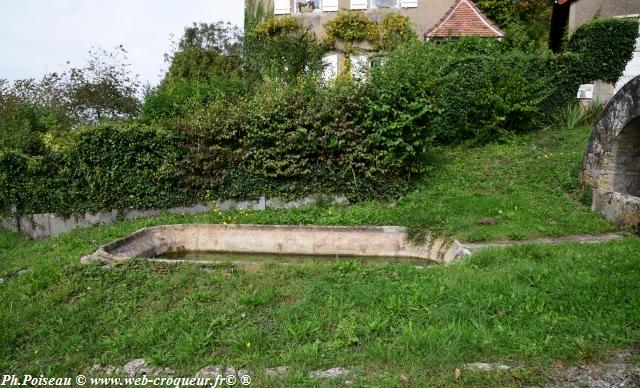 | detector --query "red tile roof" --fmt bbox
[425,0,505,39]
